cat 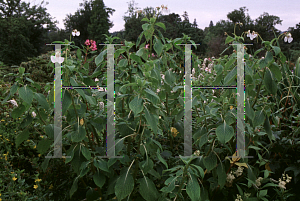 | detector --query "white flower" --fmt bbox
[192,68,195,75]
[205,67,209,72]
[157,89,160,93]
[234,167,244,177]
[51,52,64,64]
[255,177,263,187]
[48,90,50,95]
[72,29,80,36]
[98,87,106,92]
[247,30,257,40]
[278,178,286,189]
[284,33,293,43]
[95,78,99,82]
[32,111,36,118]
[7,99,18,107]
[194,150,200,156]
[99,102,104,110]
